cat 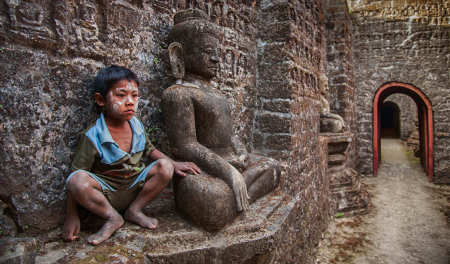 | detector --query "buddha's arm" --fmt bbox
[229,135,249,171]
[162,88,250,211]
